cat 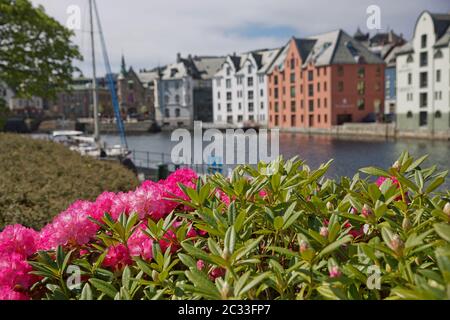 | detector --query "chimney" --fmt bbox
[176,52,181,63]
